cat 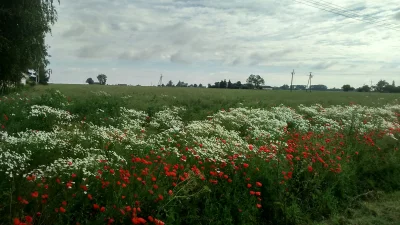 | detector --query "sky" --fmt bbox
[45,0,400,88]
